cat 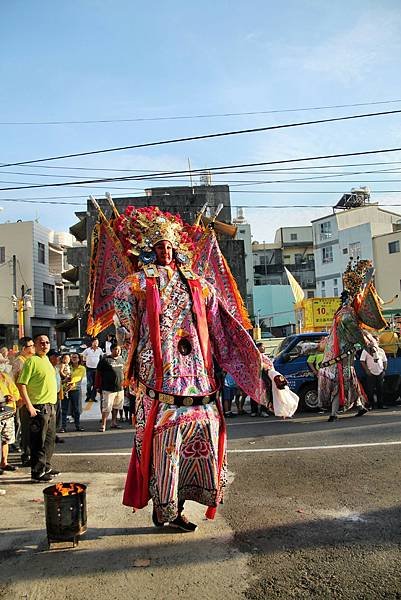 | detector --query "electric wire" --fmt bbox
[2,196,401,207]
[2,146,401,191]
[5,159,401,173]
[3,165,401,184]
[1,108,401,168]
[2,98,401,125]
